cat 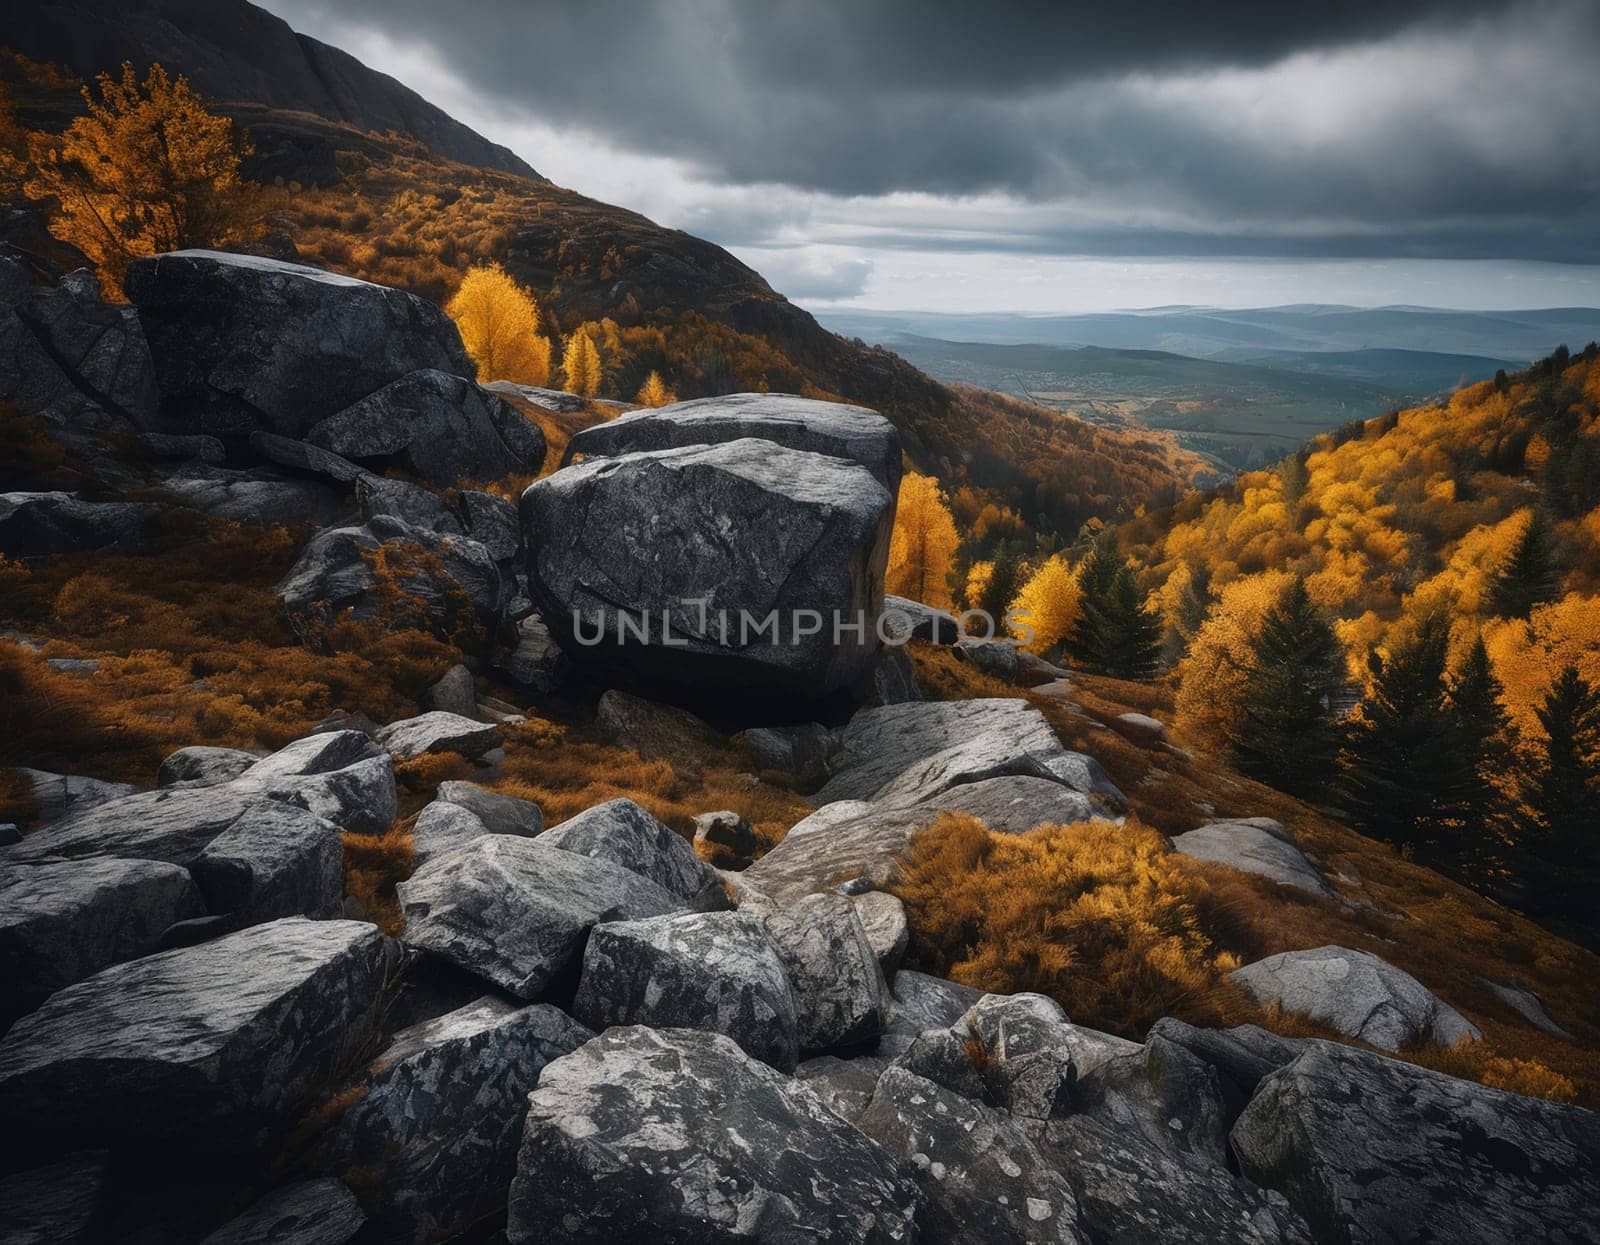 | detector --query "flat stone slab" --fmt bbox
[1172,820,1330,896]
[375,711,502,761]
